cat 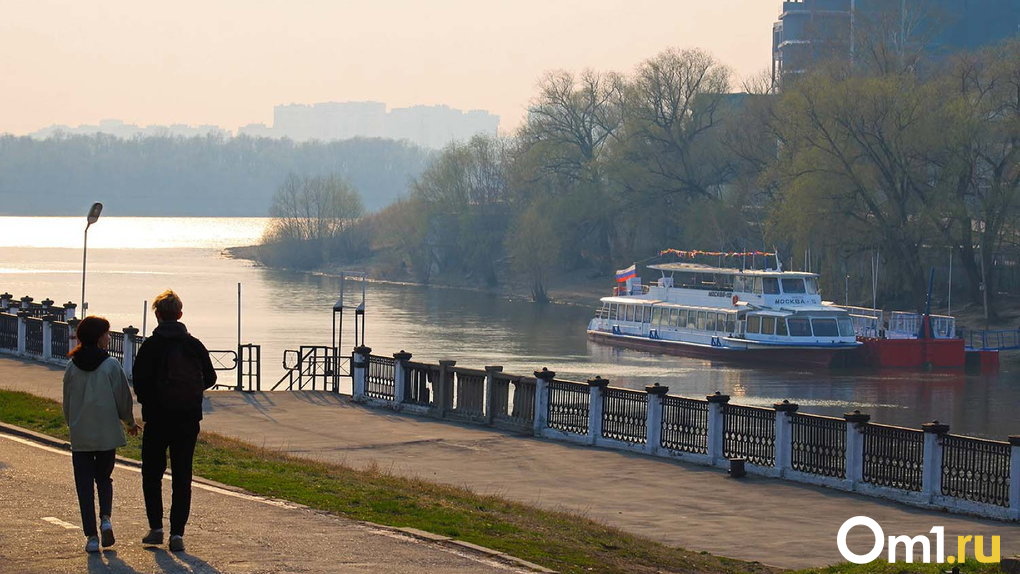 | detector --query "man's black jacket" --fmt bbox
[132,321,217,423]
